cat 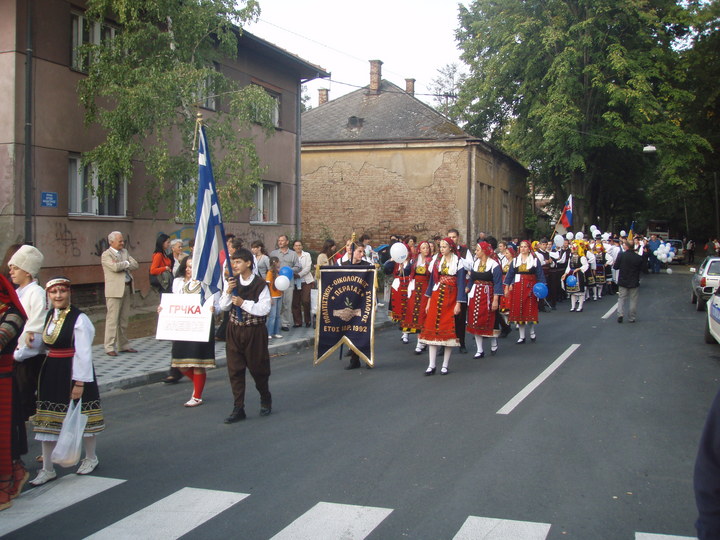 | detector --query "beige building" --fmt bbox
[1,0,327,303]
[300,61,527,250]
